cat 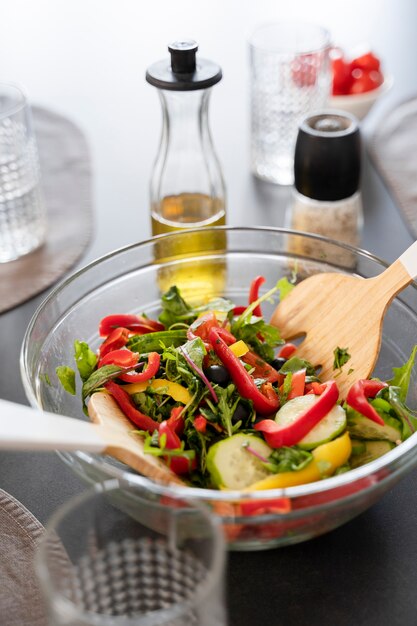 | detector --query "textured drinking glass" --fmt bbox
[0,83,46,262]
[36,480,227,626]
[249,22,331,185]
